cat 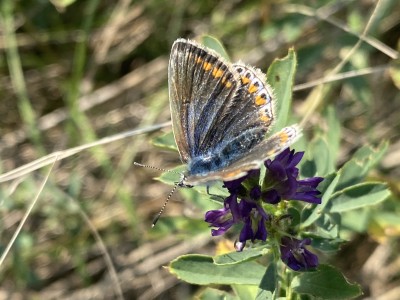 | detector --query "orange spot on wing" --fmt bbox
[241,76,250,84]
[222,170,243,179]
[196,57,203,64]
[279,132,289,143]
[225,81,233,88]
[260,115,270,123]
[212,68,224,78]
[221,76,234,88]
[203,62,212,71]
[255,95,266,106]
[248,84,258,94]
